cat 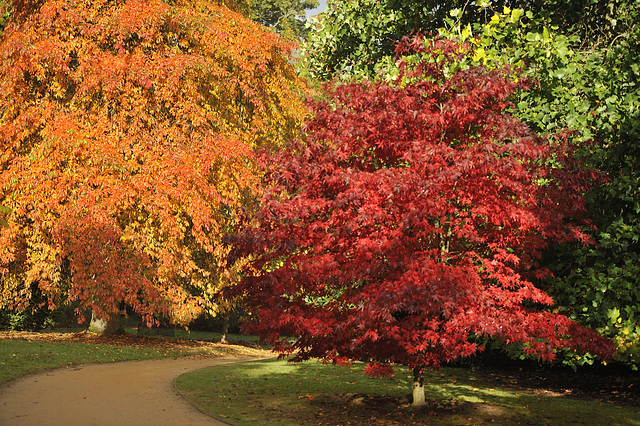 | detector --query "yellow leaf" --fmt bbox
[461,24,472,39]
[473,48,486,62]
